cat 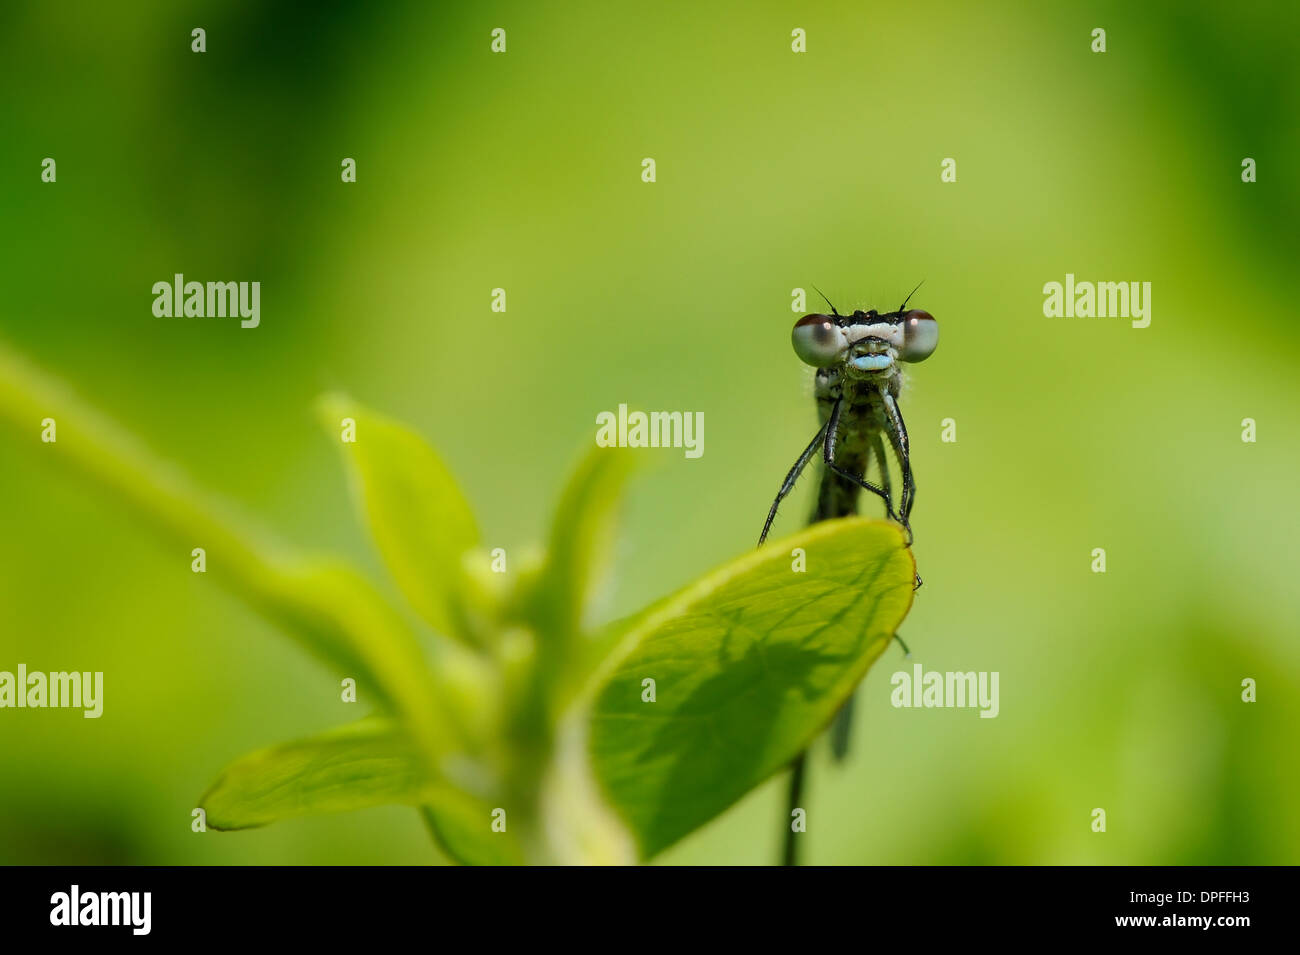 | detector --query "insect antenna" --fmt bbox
[897,279,925,315]
[811,285,841,317]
